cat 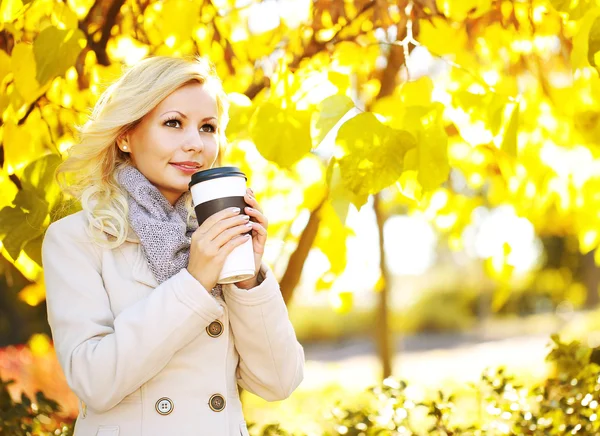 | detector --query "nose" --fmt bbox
[184,130,204,153]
